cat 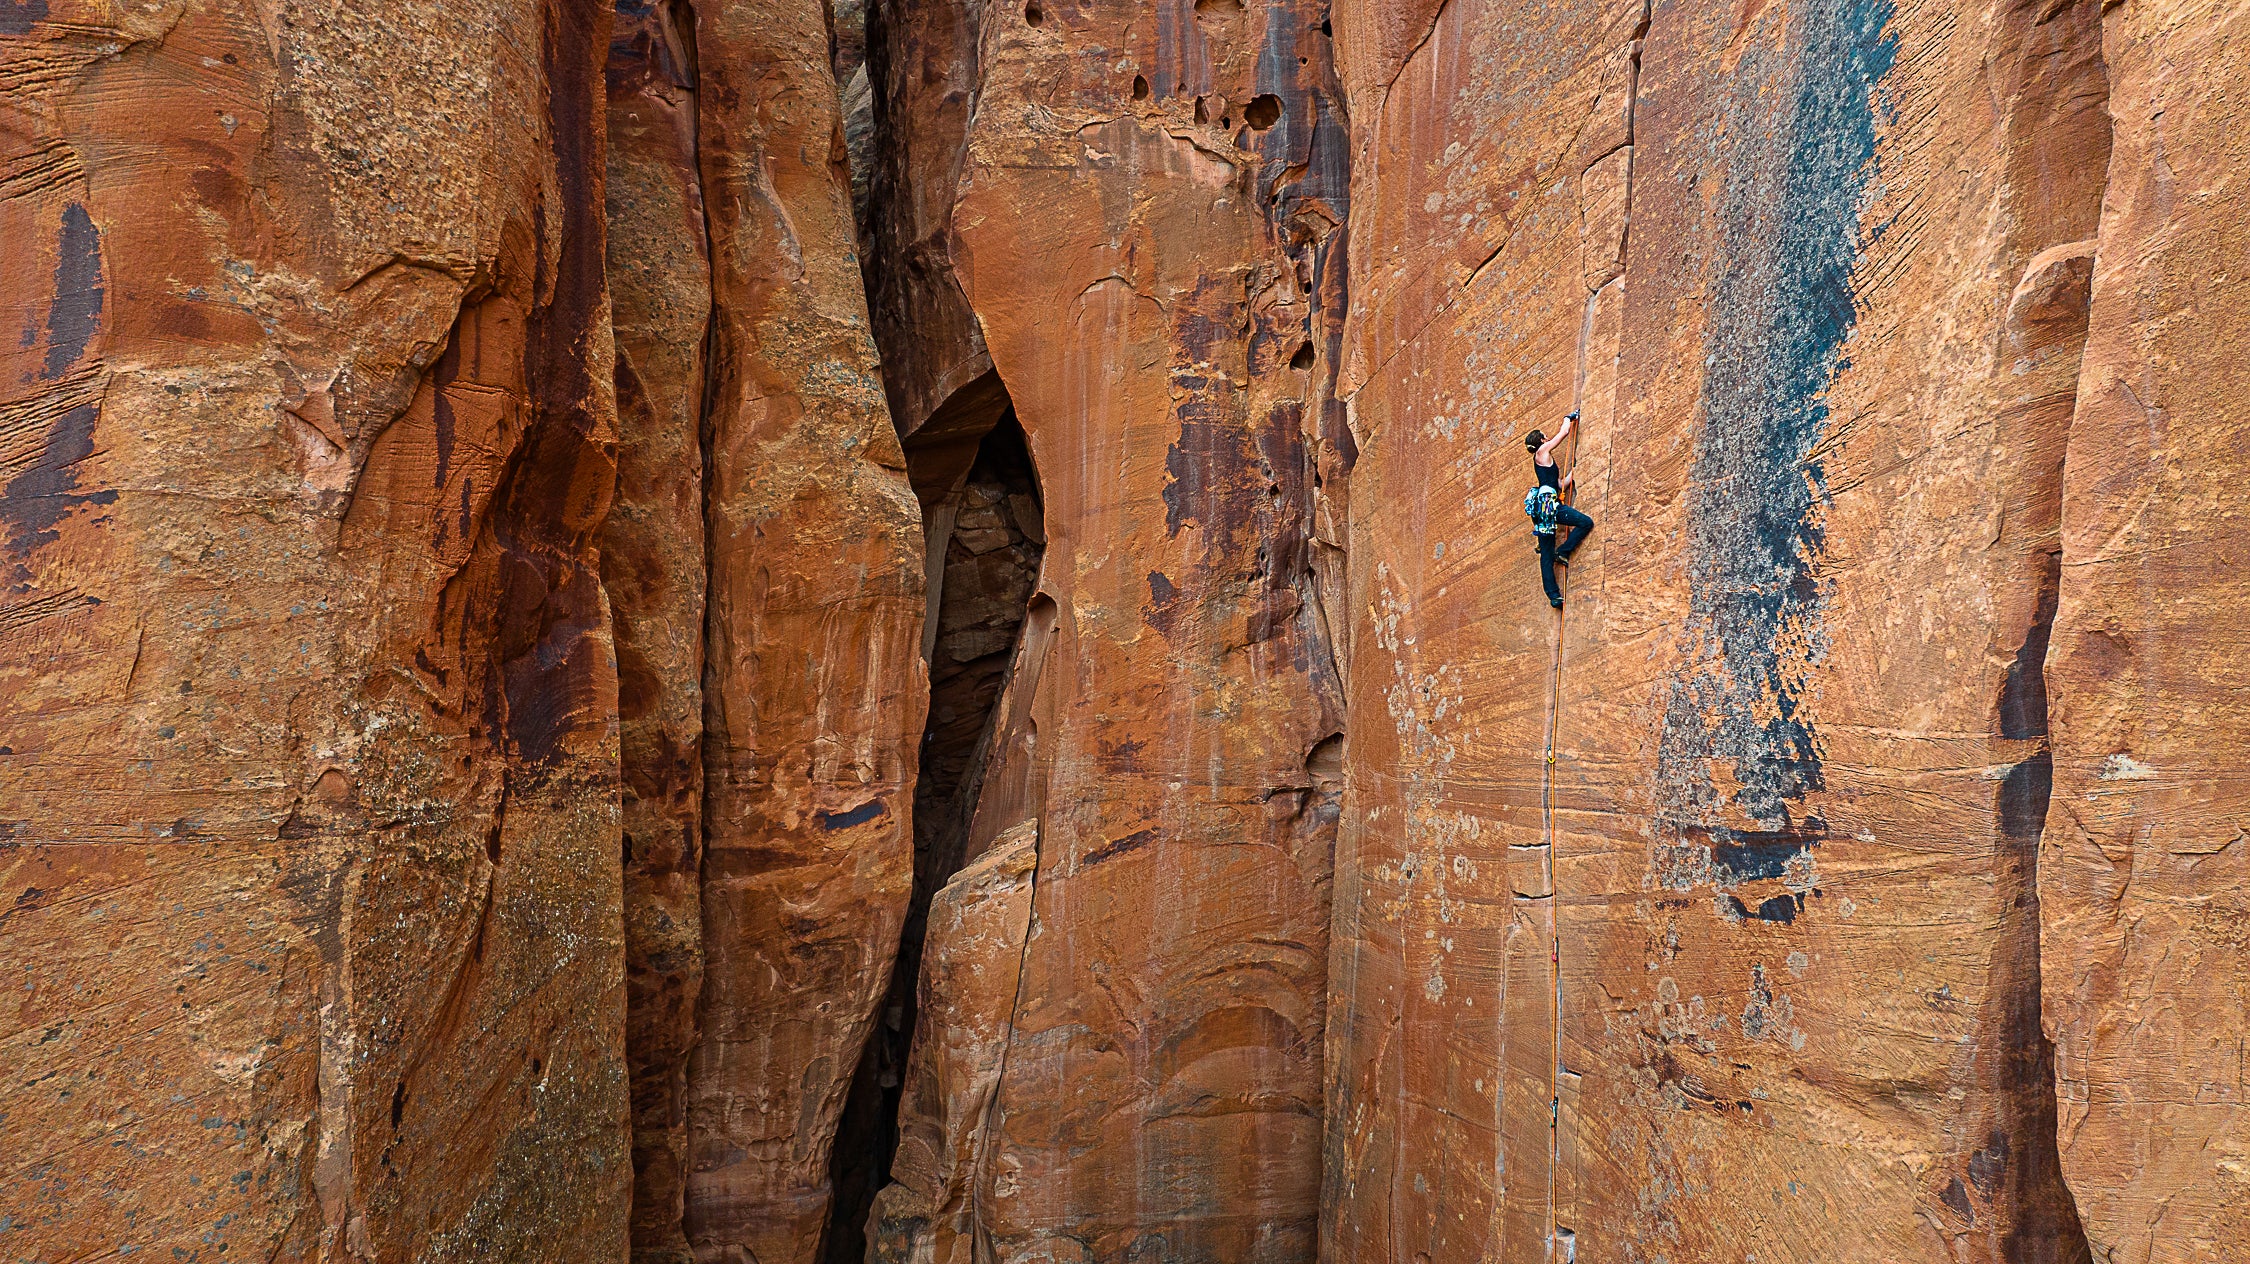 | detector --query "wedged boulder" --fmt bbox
[867,821,1040,1264]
